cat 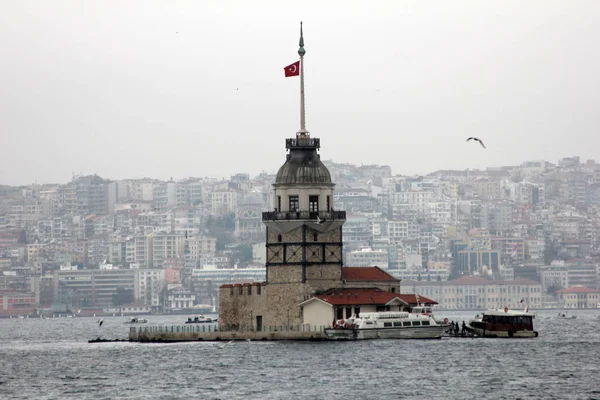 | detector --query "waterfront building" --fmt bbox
[401,276,543,310]
[557,286,599,308]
